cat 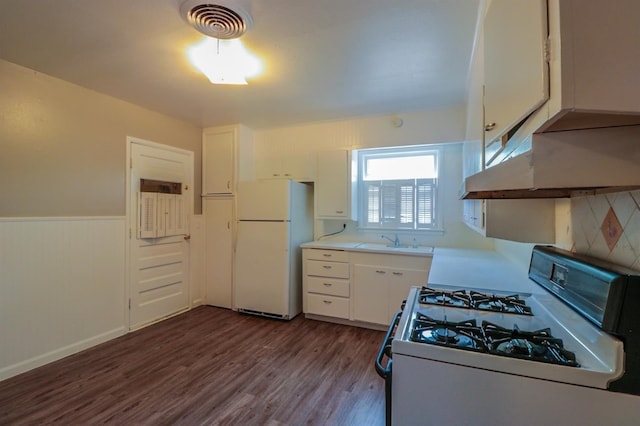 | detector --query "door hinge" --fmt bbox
[129,228,132,239]
[129,299,131,309]
[544,37,551,63]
